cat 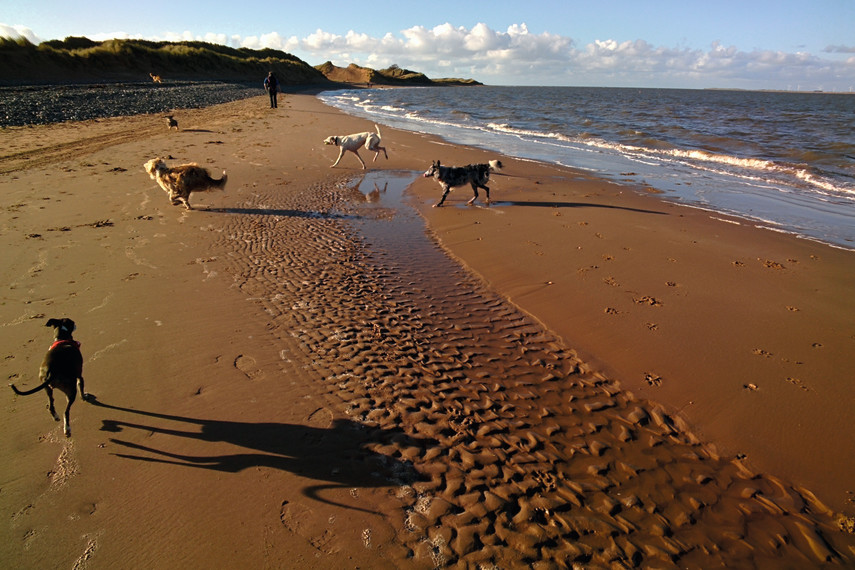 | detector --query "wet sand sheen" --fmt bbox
[194,169,854,566]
